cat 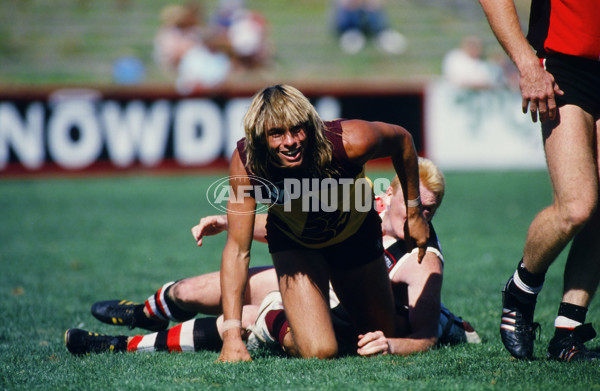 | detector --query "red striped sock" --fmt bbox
[266,309,289,346]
